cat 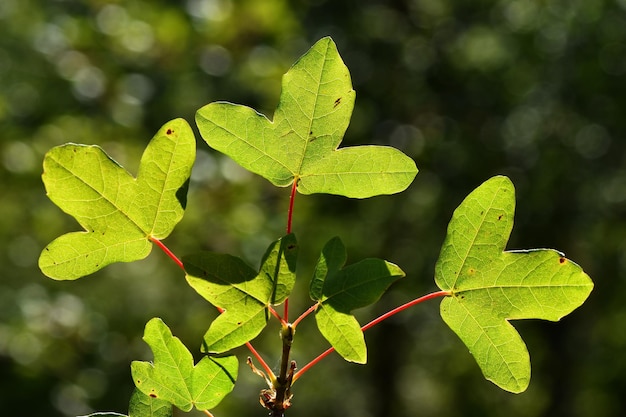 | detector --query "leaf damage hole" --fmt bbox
[497,214,504,220]
[166,128,174,135]
[149,393,157,398]
[559,257,567,264]
[334,97,342,108]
